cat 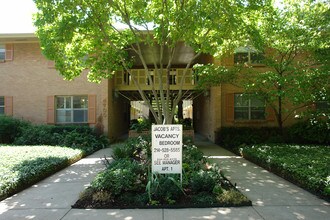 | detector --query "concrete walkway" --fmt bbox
[195,138,330,220]
[0,139,329,220]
